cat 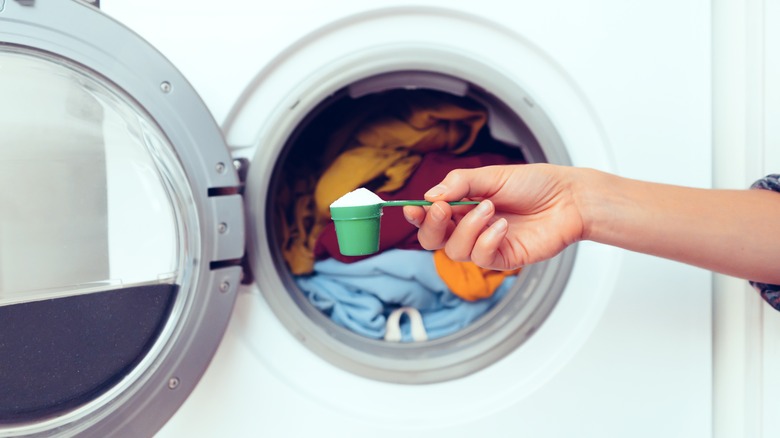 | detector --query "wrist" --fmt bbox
[568,167,621,243]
